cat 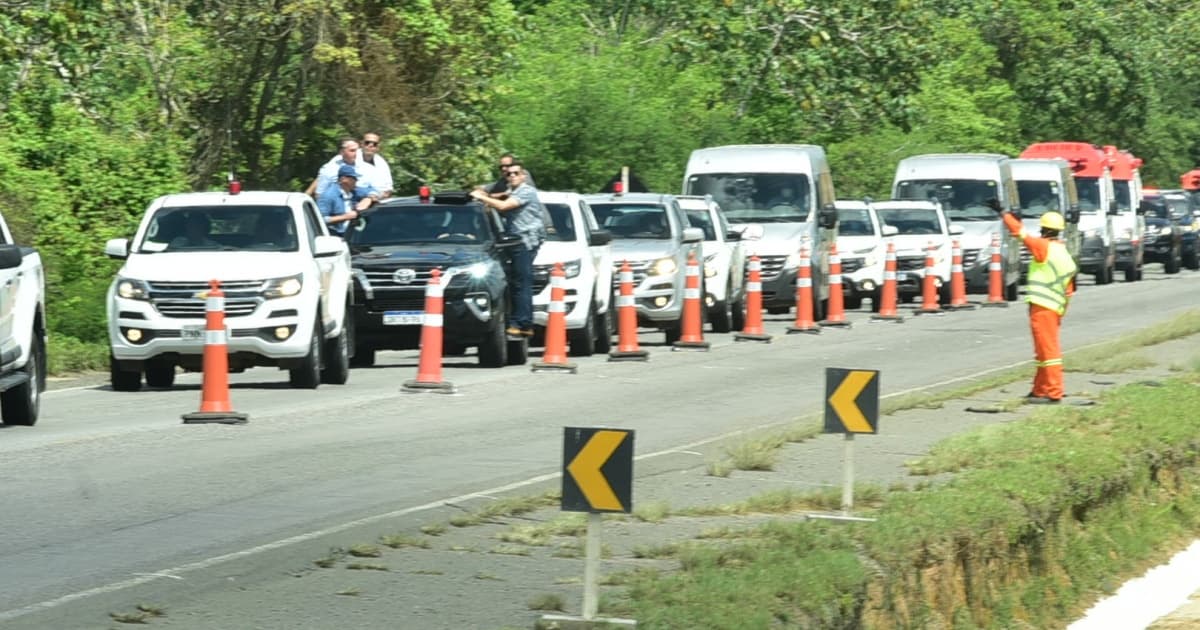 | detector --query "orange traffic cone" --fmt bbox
[981,233,1009,308]
[673,252,710,351]
[946,238,976,311]
[734,255,771,343]
[819,243,851,328]
[403,268,455,393]
[787,244,821,334]
[609,260,648,362]
[532,262,577,373]
[916,241,944,315]
[870,241,904,323]
[182,279,248,424]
